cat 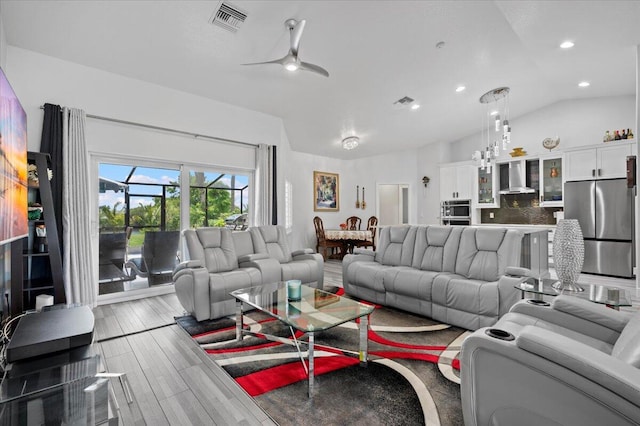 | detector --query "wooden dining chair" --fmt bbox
[357,216,378,251]
[313,216,343,260]
[345,216,361,230]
